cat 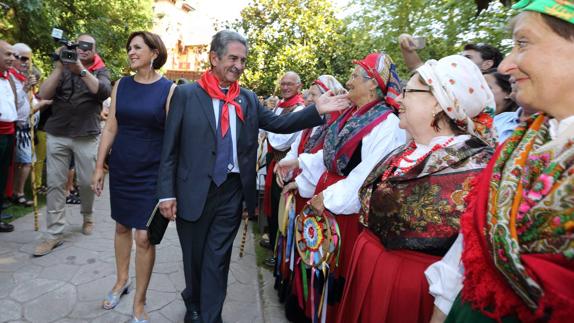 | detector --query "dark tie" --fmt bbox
[212,93,234,186]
